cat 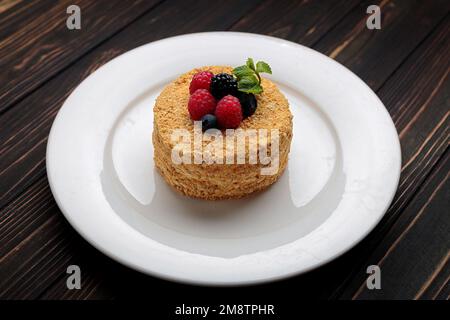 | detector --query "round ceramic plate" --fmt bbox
[47,32,401,285]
